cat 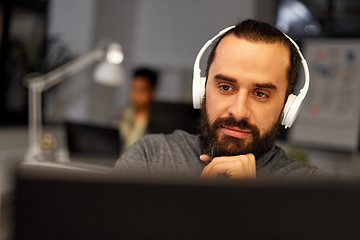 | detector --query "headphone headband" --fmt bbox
[192,25,310,129]
[282,33,310,99]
